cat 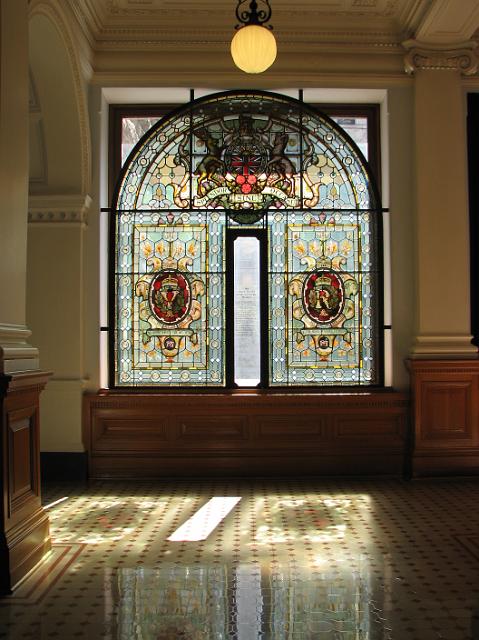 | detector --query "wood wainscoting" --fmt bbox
[83,390,410,478]
[408,359,479,476]
[0,371,51,595]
